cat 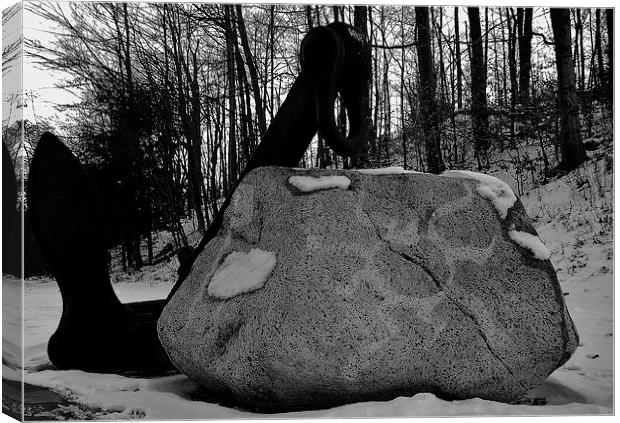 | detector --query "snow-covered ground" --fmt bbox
[2,153,614,419]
